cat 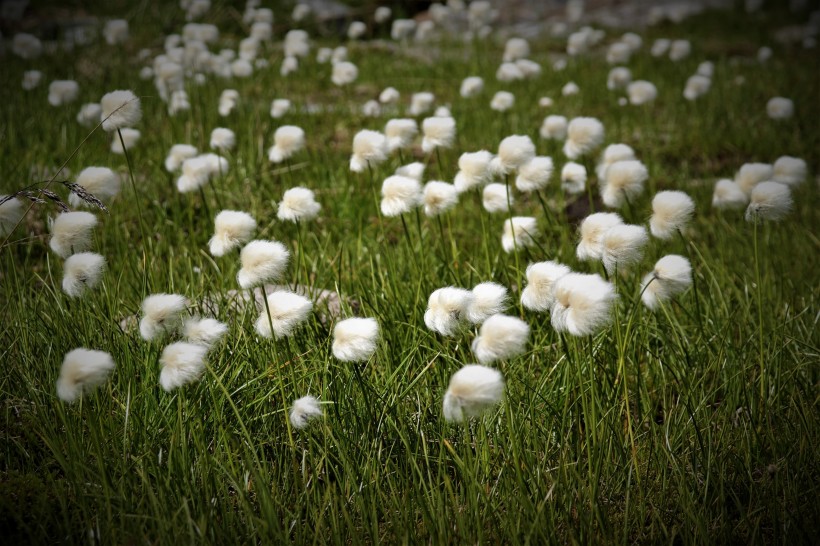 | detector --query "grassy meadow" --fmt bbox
[1,2,819,544]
